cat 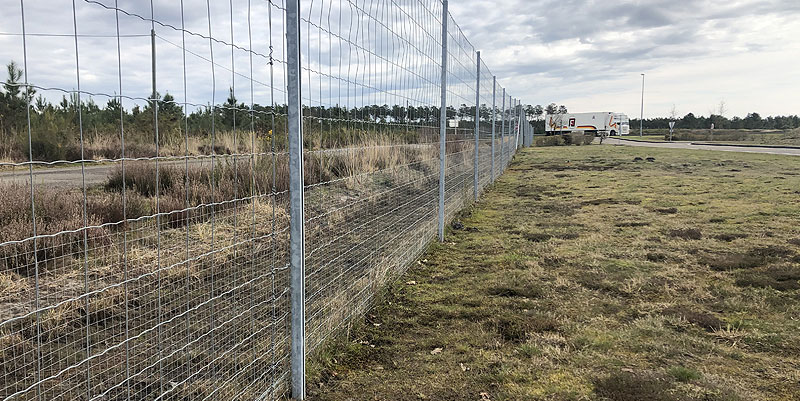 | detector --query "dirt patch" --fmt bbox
[539,202,579,216]
[594,371,686,401]
[574,272,625,296]
[491,312,559,342]
[534,162,623,172]
[555,232,580,240]
[646,252,669,262]
[655,207,678,214]
[735,267,800,291]
[703,246,794,271]
[523,233,552,242]
[487,284,542,299]
[581,198,619,206]
[662,305,723,331]
[668,228,702,240]
[616,221,650,227]
[714,233,748,242]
